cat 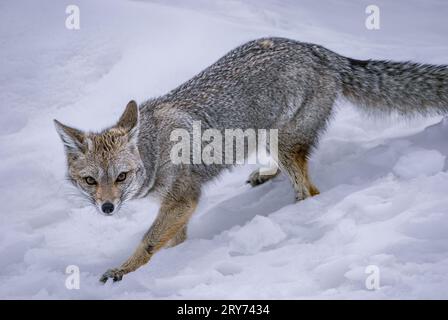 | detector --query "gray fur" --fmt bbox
[341,58,448,116]
[56,37,448,282]
[135,37,448,200]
